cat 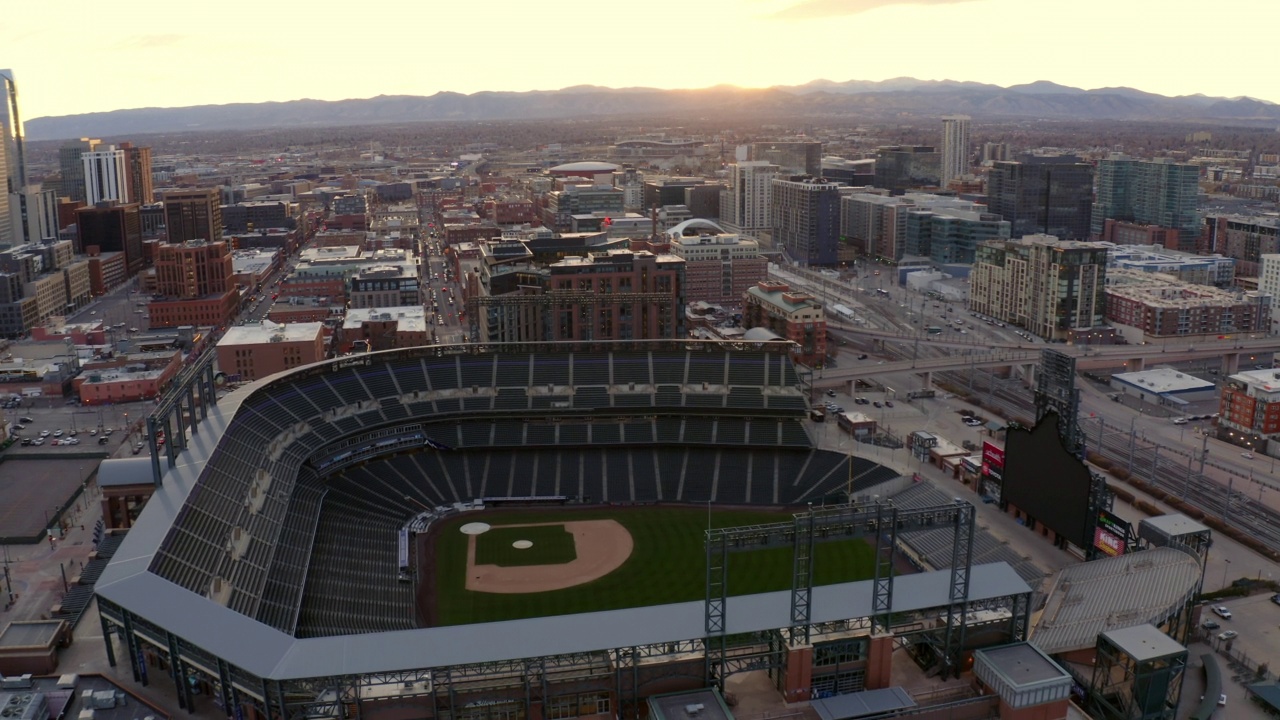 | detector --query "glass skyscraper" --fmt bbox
[1091,154,1200,241]
[987,155,1094,240]
[1,69,28,244]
